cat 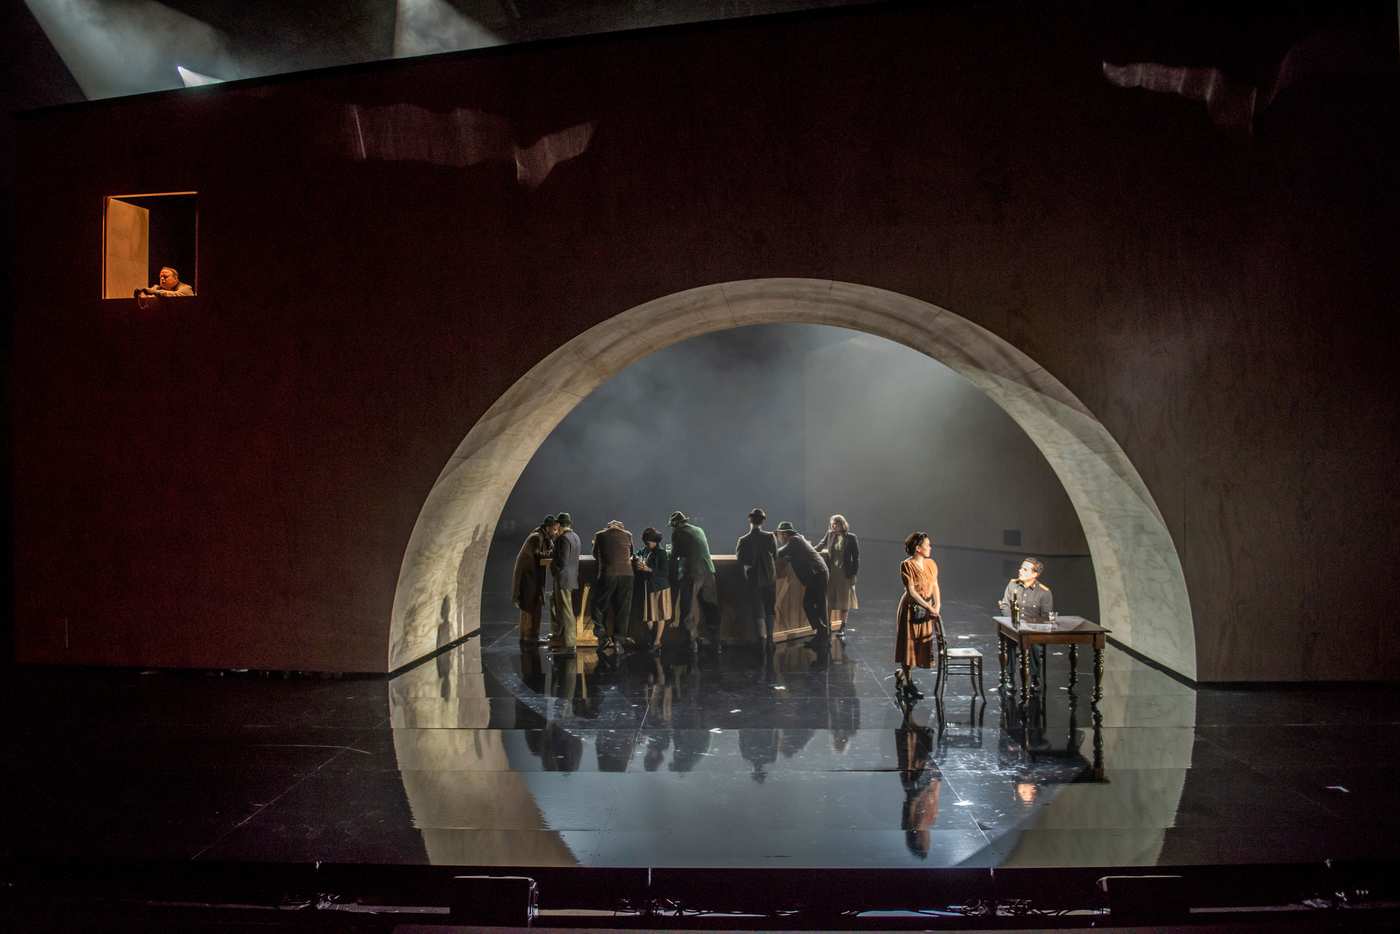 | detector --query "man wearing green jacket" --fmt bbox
[669,510,719,654]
